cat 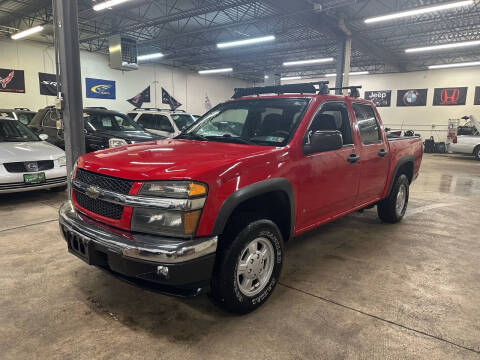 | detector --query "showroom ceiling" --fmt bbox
[1,0,480,81]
